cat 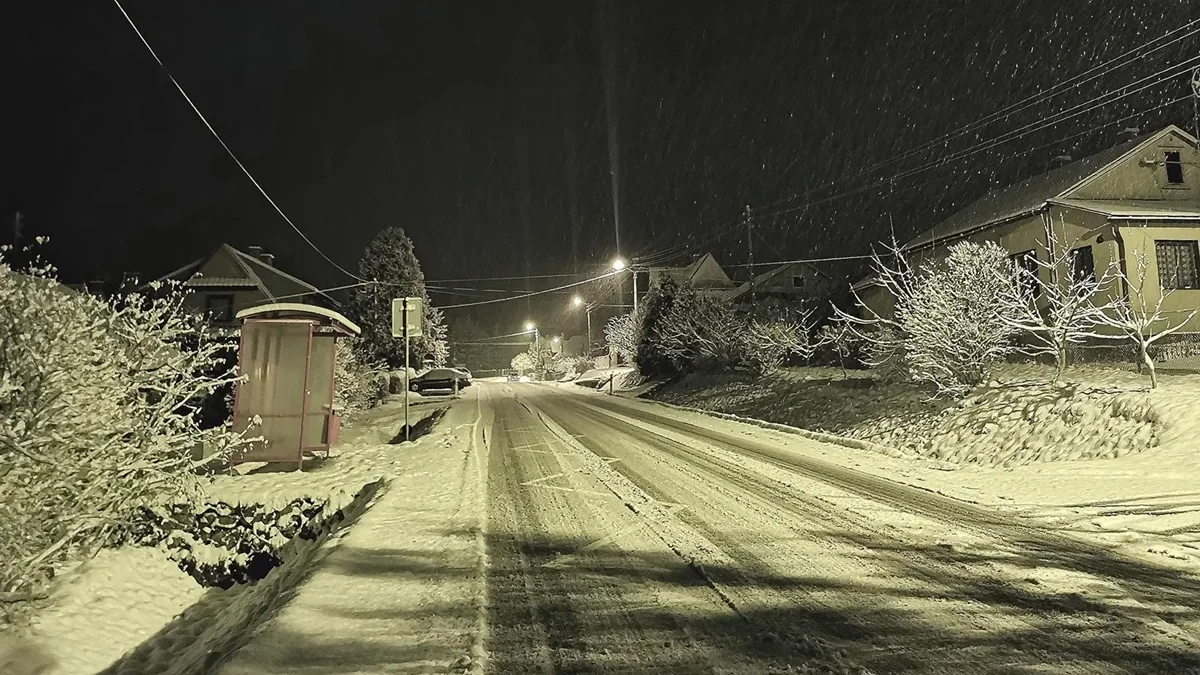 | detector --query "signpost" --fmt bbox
[392,297,423,442]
